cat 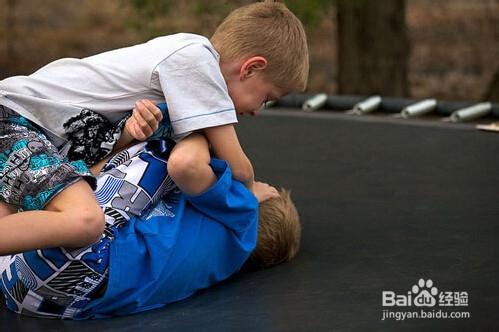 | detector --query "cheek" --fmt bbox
[246,90,265,111]
[232,85,264,113]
